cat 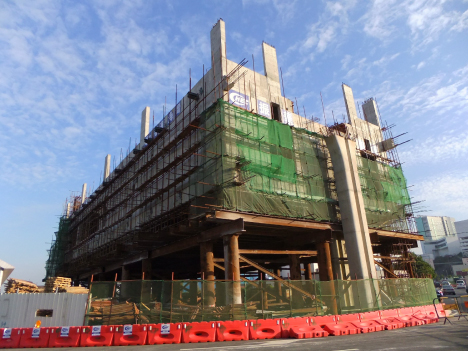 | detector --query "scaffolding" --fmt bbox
[44,216,69,280]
